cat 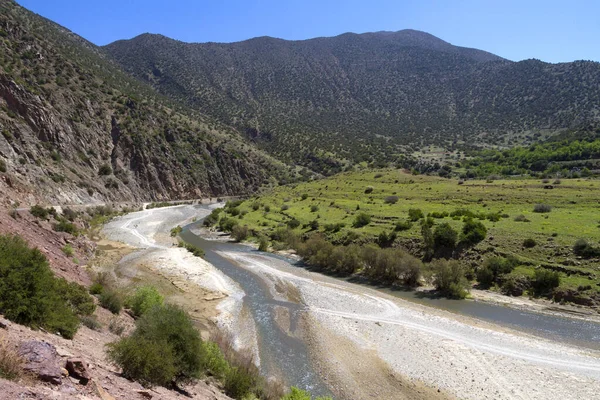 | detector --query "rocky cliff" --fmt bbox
[0,0,292,207]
